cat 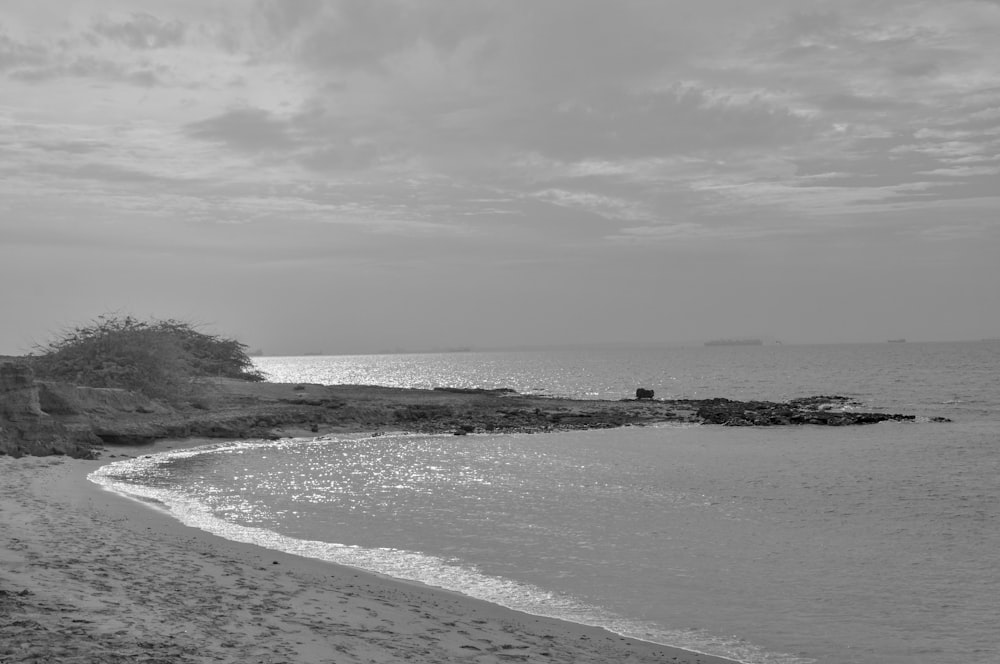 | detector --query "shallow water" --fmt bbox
[93,342,1000,663]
